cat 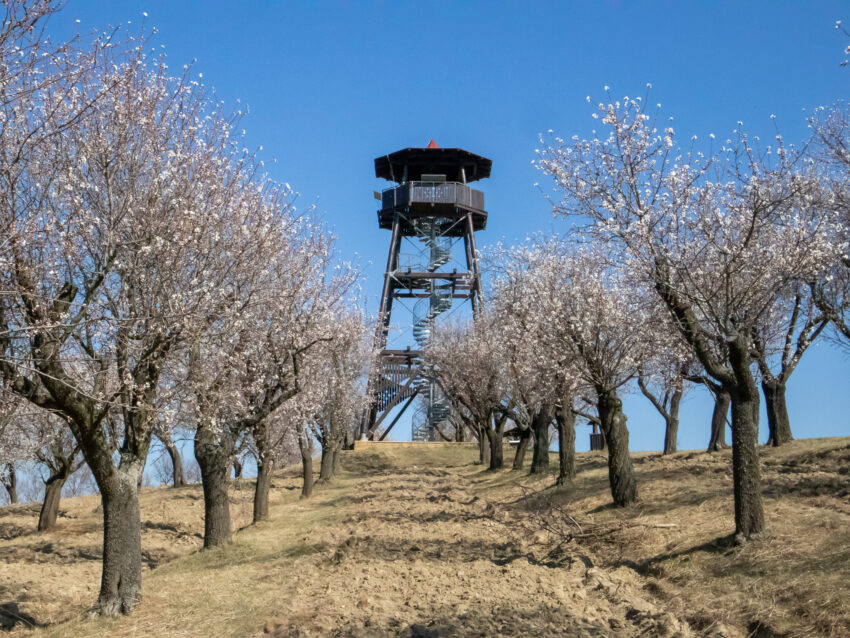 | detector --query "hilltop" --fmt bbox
[1,438,848,637]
